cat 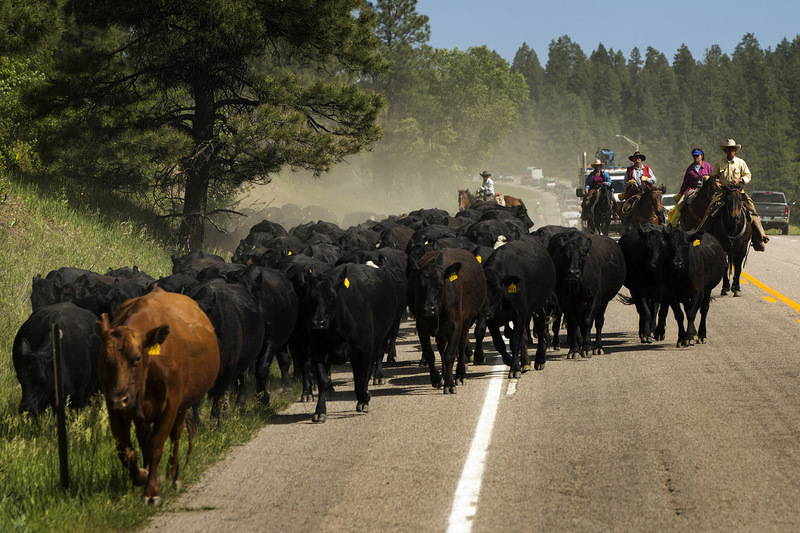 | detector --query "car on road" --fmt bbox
[752,190,790,234]
[544,178,557,189]
[497,175,515,183]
